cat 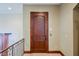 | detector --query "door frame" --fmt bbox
[30,12,49,53]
